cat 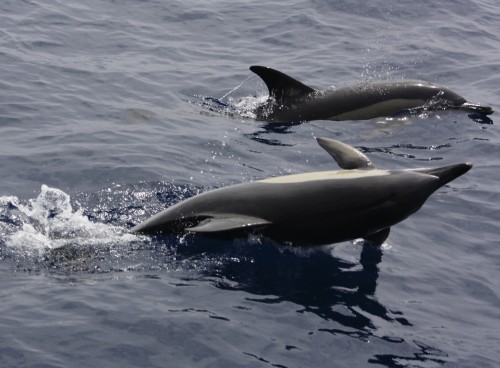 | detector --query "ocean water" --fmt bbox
[1,0,499,367]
